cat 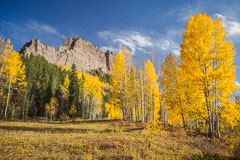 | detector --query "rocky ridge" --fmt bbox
[20,38,114,74]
